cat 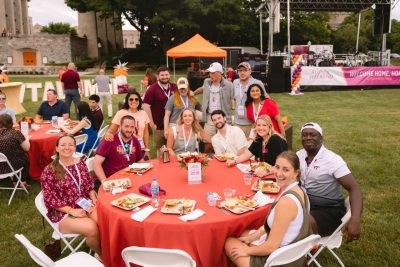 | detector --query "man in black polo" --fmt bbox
[34,89,69,121]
